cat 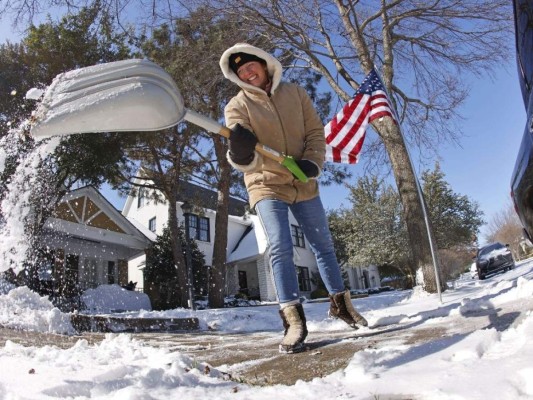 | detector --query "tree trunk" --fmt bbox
[374,117,444,293]
[209,188,230,308]
[167,193,190,308]
[209,136,232,308]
